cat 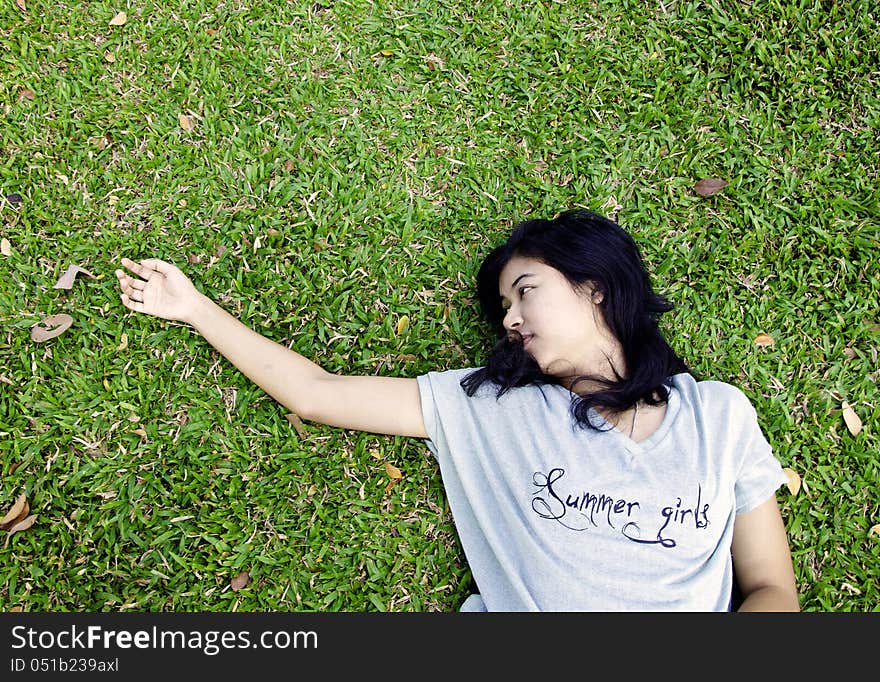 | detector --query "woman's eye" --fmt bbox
[519,286,533,296]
